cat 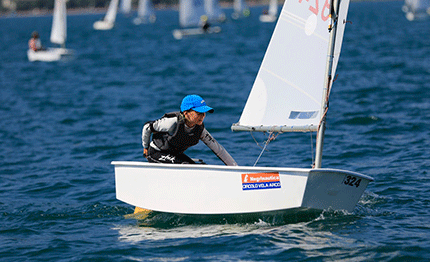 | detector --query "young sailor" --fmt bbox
[28,31,44,51]
[142,94,237,166]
